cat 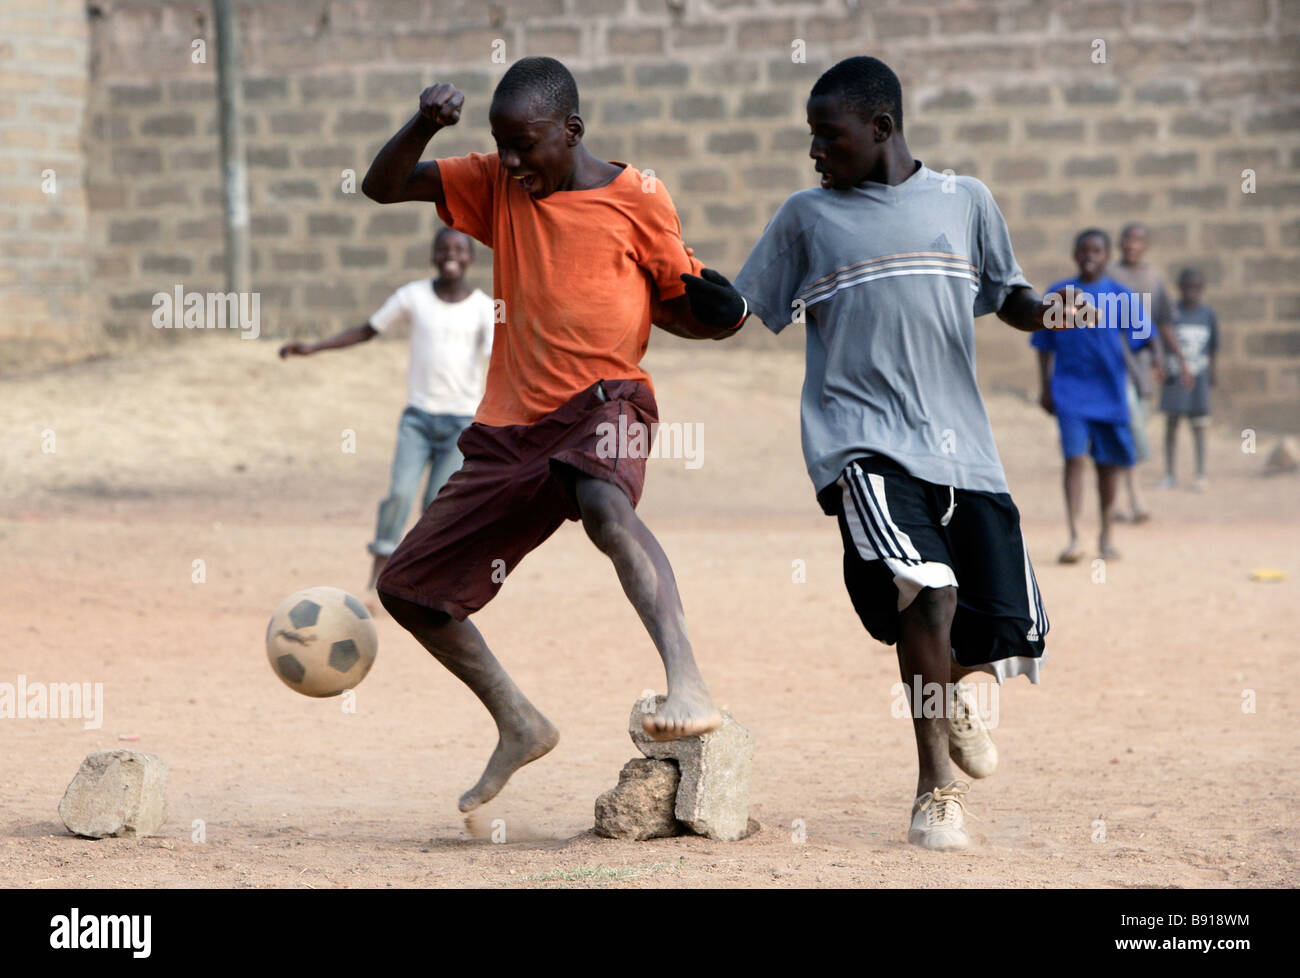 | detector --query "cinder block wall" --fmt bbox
[6,0,1300,429]
[0,0,93,369]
